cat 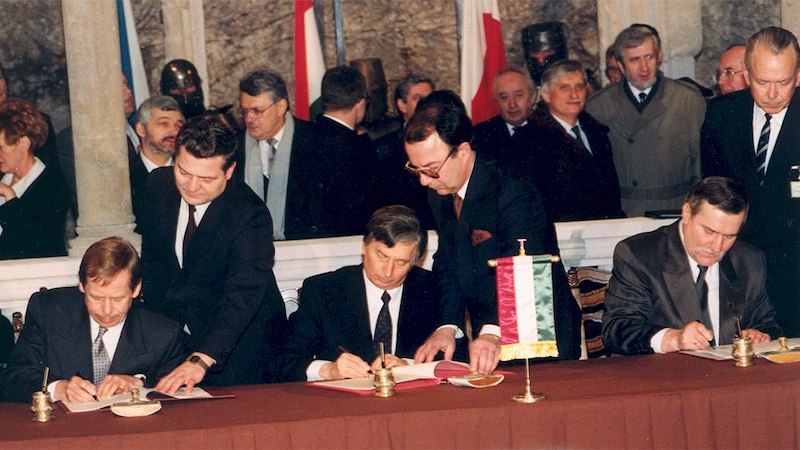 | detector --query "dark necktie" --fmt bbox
[452,194,463,221]
[571,125,590,154]
[183,204,197,262]
[261,138,277,200]
[695,265,716,347]
[373,291,392,356]
[755,113,772,185]
[638,92,647,103]
[92,327,110,386]
[511,125,519,136]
